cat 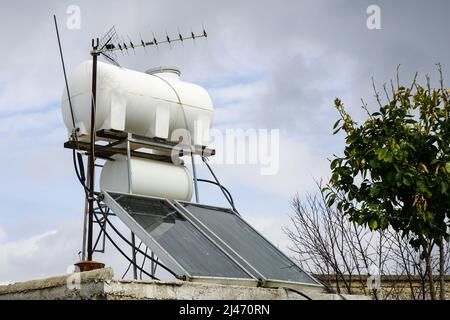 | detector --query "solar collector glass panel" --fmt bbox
[180,203,318,285]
